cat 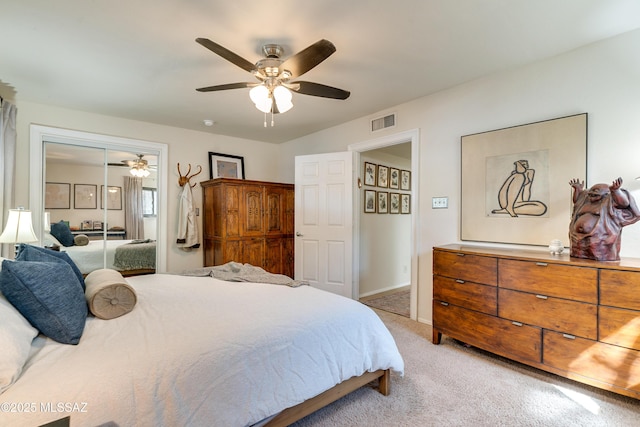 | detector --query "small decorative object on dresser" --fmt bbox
[569,177,640,261]
[548,239,564,255]
[433,244,640,400]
